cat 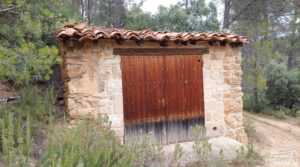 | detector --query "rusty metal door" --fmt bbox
[121,54,204,144]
